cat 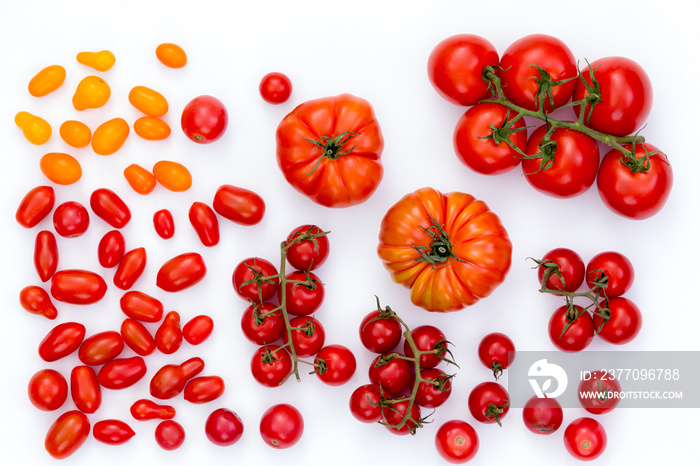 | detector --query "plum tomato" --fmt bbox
[250,345,293,387]
[205,408,244,446]
[155,311,183,354]
[232,257,279,302]
[60,120,92,148]
[259,72,292,104]
[20,285,58,320]
[70,365,102,414]
[241,302,285,345]
[313,344,356,386]
[189,201,219,247]
[150,359,202,400]
[92,420,135,445]
[522,395,563,435]
[51,269,107,304]
[181,95,228,144]
[285,225,329,271]
[98,230,126,268]
[89,188,131,228]
[157,252,207,292]
[404,325,448,369]
[213,184,266,225]
[182,314,214,345]
[349,383,382,423]
[434,420,479,464]
[91,117,129,156]
[278,270,324,316]
[53,201,90,238]
[156,43,187,68]
[153,160,192,192]
[586,251,634,297]
[78,330,124,365]
[40,152,82,185]
[259,403,304,449]
[134,116,171,140]
[28,369,68,411]
[563,417,607,461]
[183,376,225,404]
[594,297,642,345]
[113,247,147,290]
[282,316,326,357]
[44,410,90,459]
[477,332,515,380]
[577,370,622,415]
[123,163,157,195]
[121,318,156,356]
[16,185,55,228]
[28,64,66,97]
[548,305,595,352]
[39,322,86,362]
[538,247,585,293]
[97,356,147,390]
[128,85,169,117]
[155,420,186,451]
[120,290,164,323]
[467,381,510,425]
[153,209,175,239]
